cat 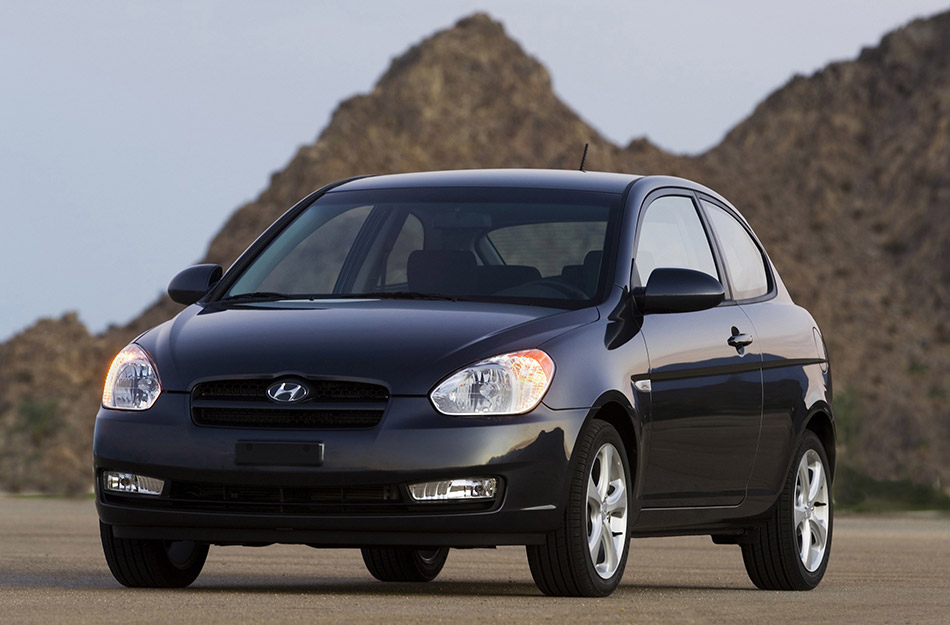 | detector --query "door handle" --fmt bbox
[728,333,753,348]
